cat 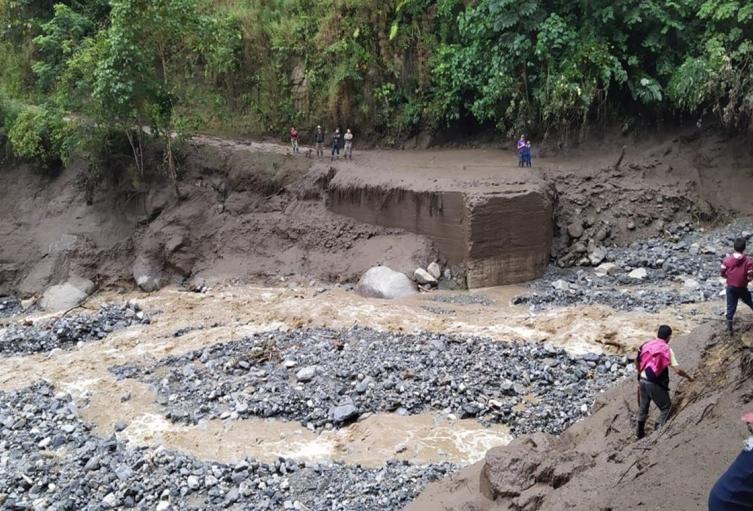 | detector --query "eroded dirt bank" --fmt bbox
[3,129,753,300]
[408,322,753,511]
